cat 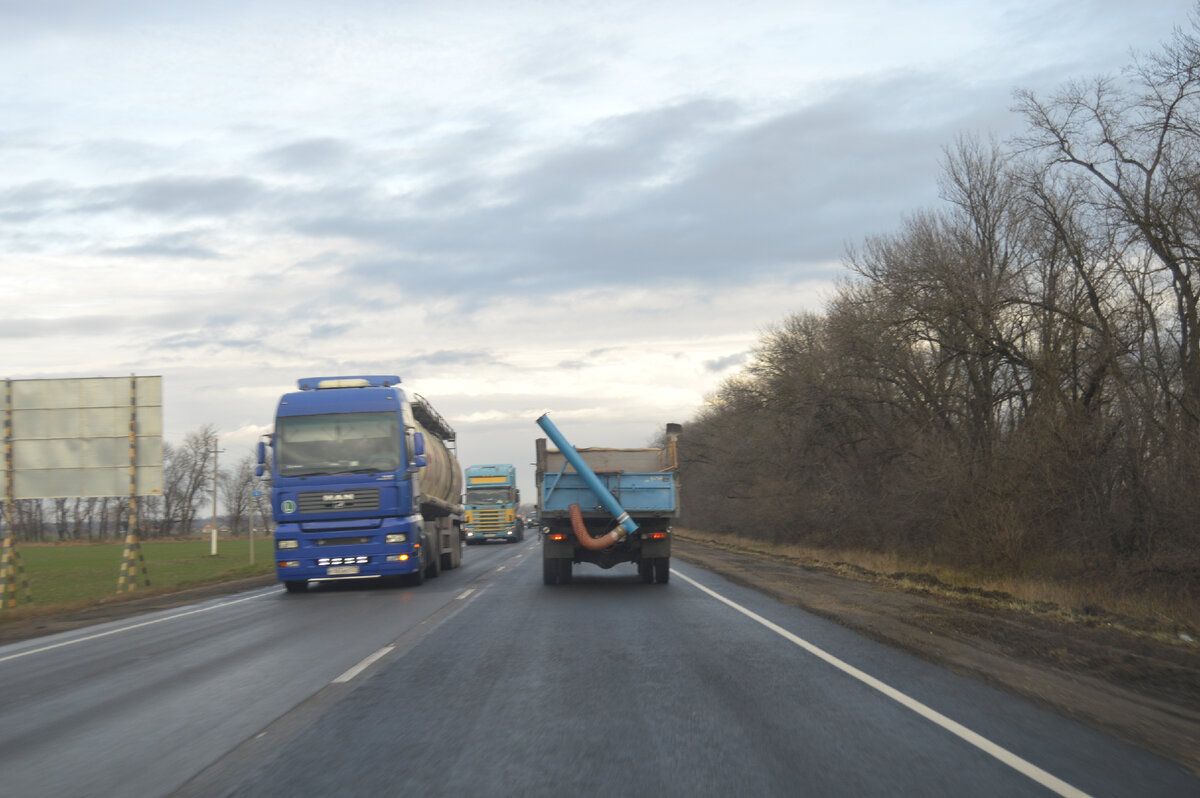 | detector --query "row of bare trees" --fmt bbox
[679,17,1200,578]
[5,425,268,543]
